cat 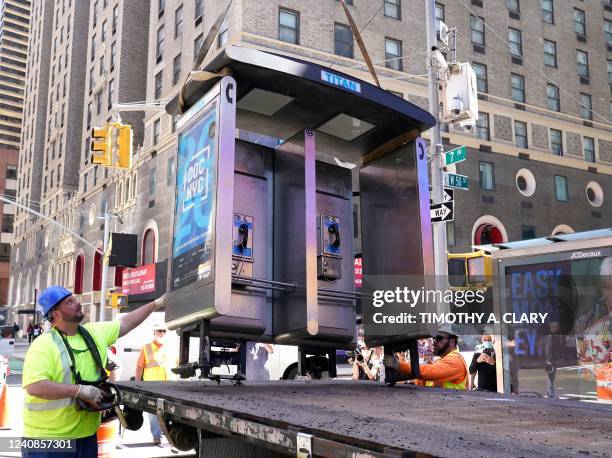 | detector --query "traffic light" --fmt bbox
[116,124,133,169]
[107,292,127,308]
[448,251,493,289]
[91,126,112,166]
